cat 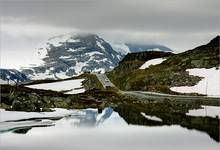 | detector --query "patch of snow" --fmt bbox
[67,48,77,52]
[109,66,114,69]
[0,79,11,85]
[0,108,74,122]
[26,79,85,94]
[96,41,105,50]
[186,105,220,118]
[140,113,163,122]
[86,51,104,57]
[73,61,88,74]
[102,58,108,62]
[38,48,48,60]
[66,58,76,61]
[139,58,166,69]
[170,67,220,97]
[9,70,15,75]
[93,68,105,73]
[55,71,69,79]
[67,47,86,52]
[30,70,55,80]
[59,56,72,59]
[48,61,57,65]
[0,79,16,85]
[116,55,121,60]
[65,88,85,94]
[0,79,7,84]
[49,67,55,71]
